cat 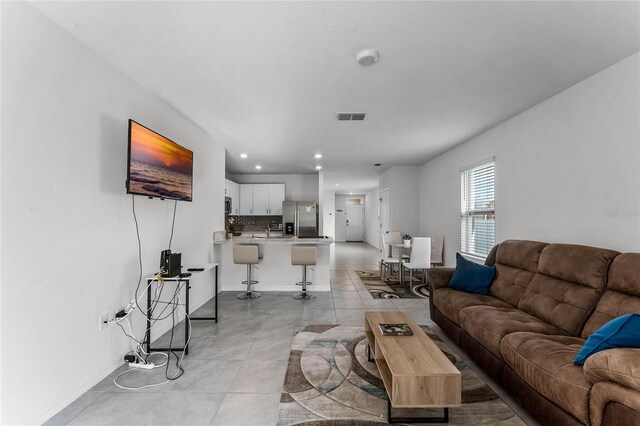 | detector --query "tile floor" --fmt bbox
[46,242,537,425]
